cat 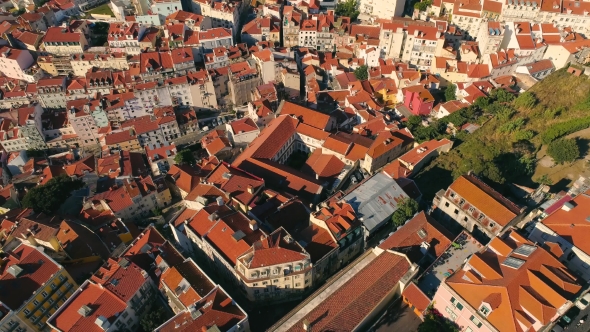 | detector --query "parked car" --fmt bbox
[202,126,209,131]
[576,293,590,310]
[350,175,358,184]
